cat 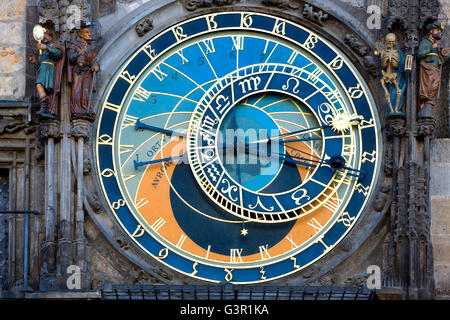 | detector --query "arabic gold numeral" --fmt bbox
[272,19,286,35]
[240,14,253,28]
[131,225,145,238]
[192,262,199,276]
[355,183,370,196]
[303,34,318,49]
[101,168,115,178]
[359,118,375,130]
[337,211,355,227]
[348,83,364,99]
[290,256,300,269]
[112,199,125,210]
[328,56,344,70]
[362,151,377,163]
[260,267,267,280]
[142,44,157,60]
[205,15,218,30]
[172,26,187,42]
[119,70,136,85]
[158,248,168,259]
[98,134,113,146]
[224,268,233,282]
